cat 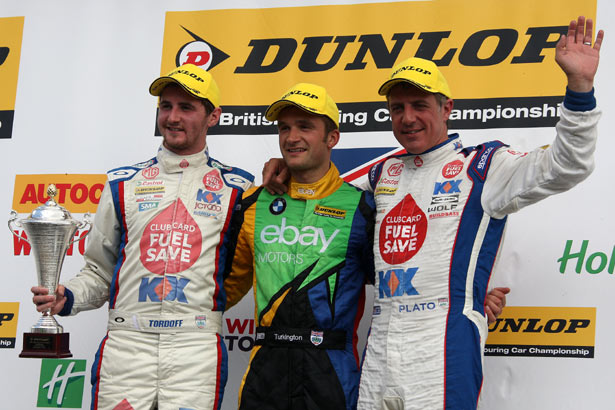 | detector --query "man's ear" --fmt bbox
[208,107,222,127]
[326,129,340,149]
